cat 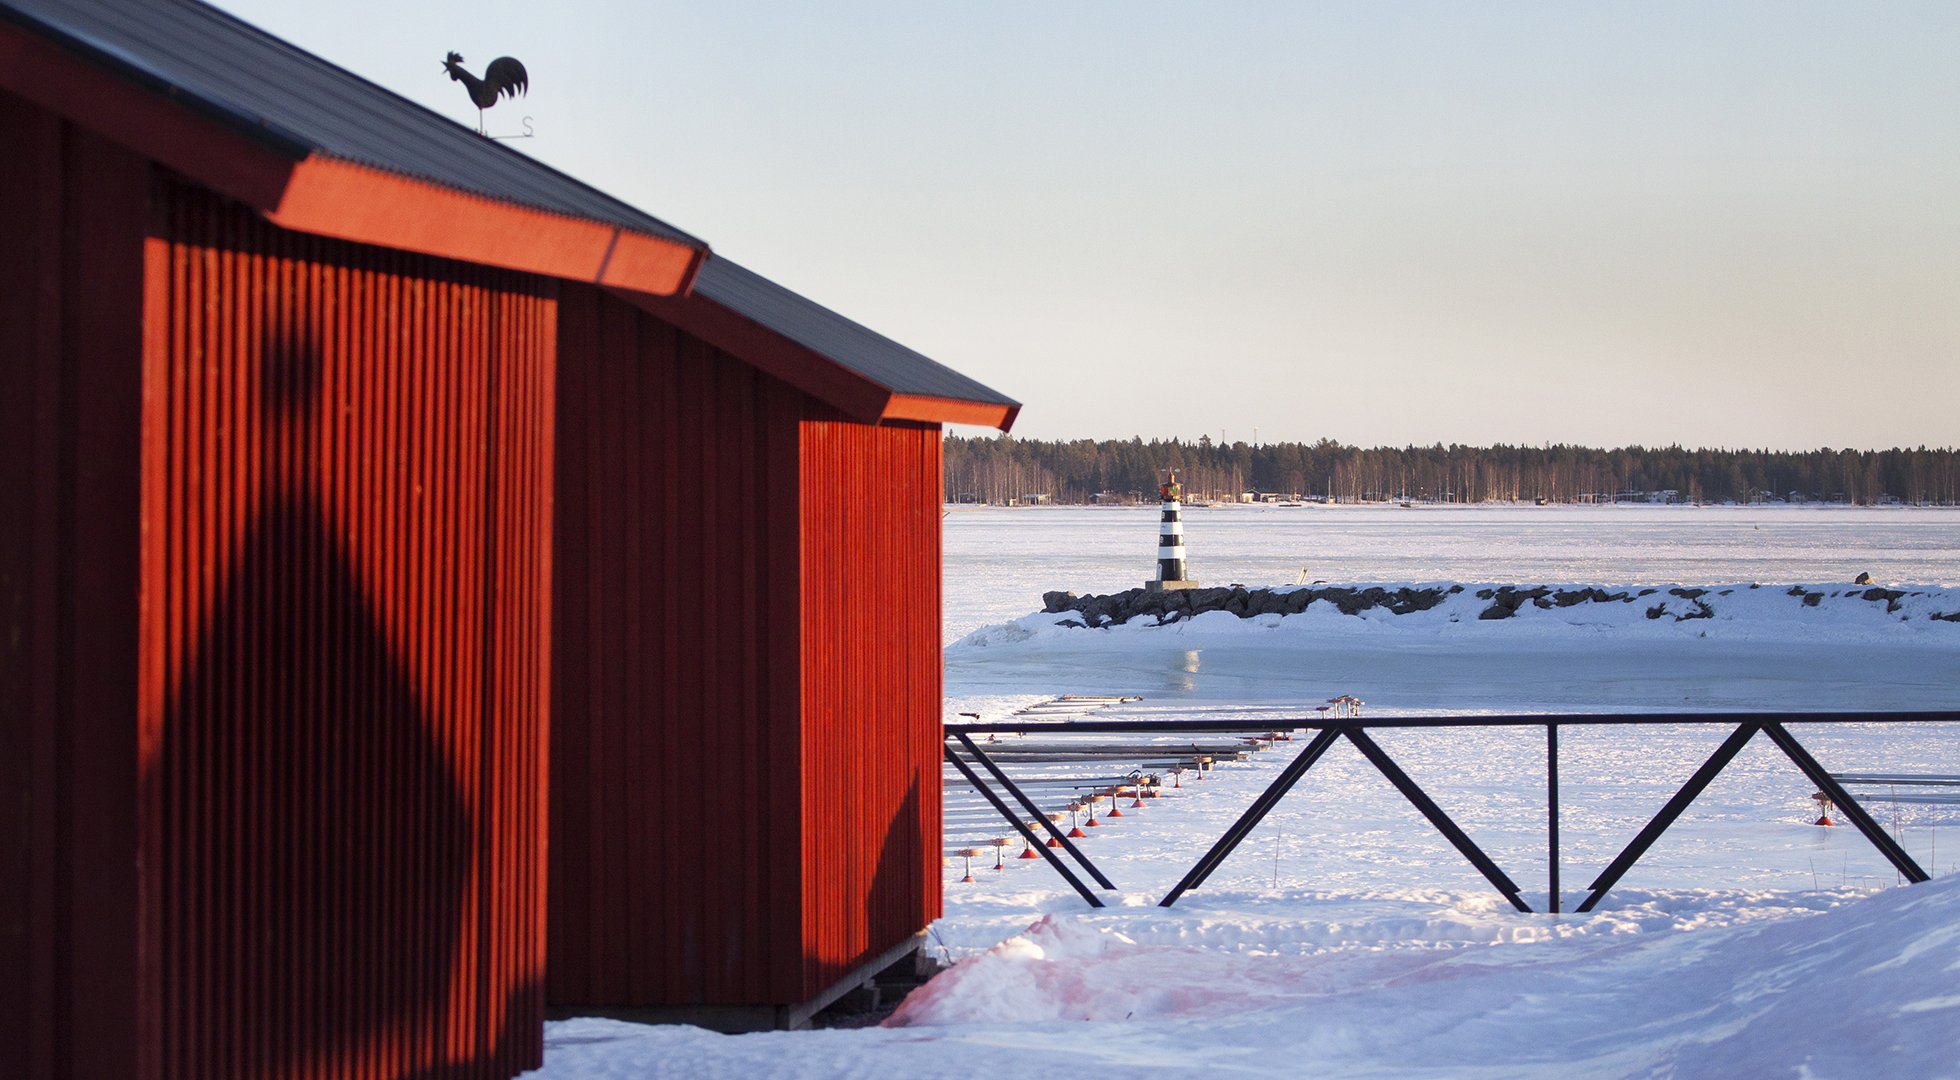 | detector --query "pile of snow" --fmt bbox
[886,878,1960,1076]
[531,879,1960,1077]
